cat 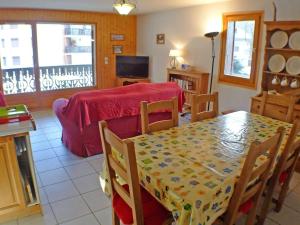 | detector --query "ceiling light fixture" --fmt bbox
[113,0,136,15]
